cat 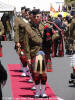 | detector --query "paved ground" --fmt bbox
[1,41,75,100]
